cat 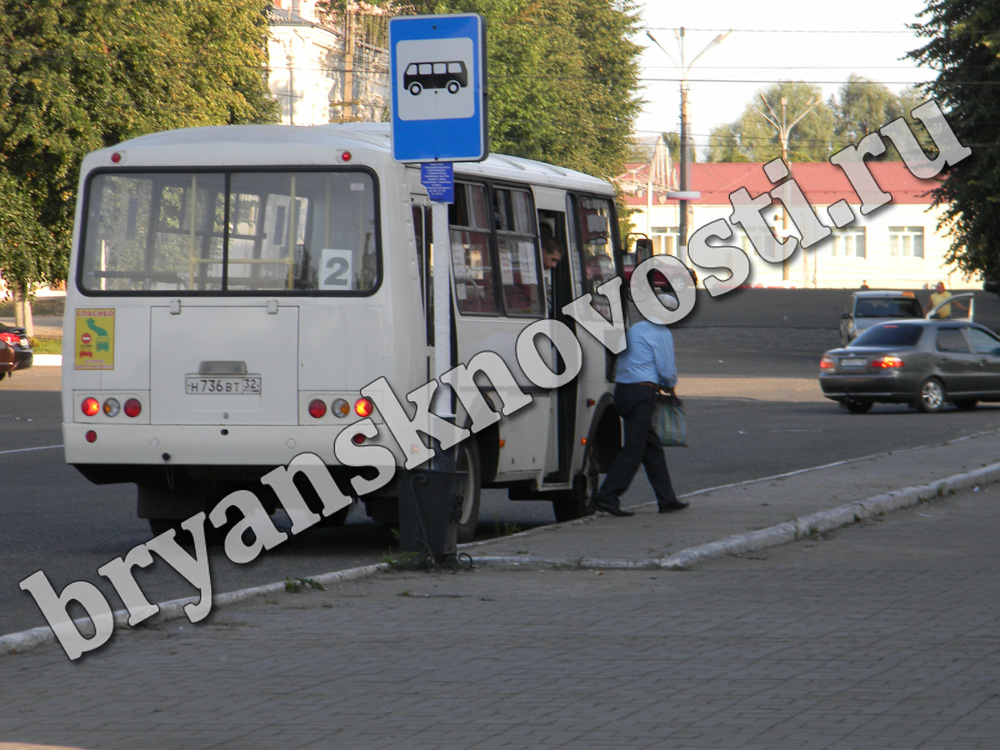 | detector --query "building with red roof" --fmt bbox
[619,160,969,290]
